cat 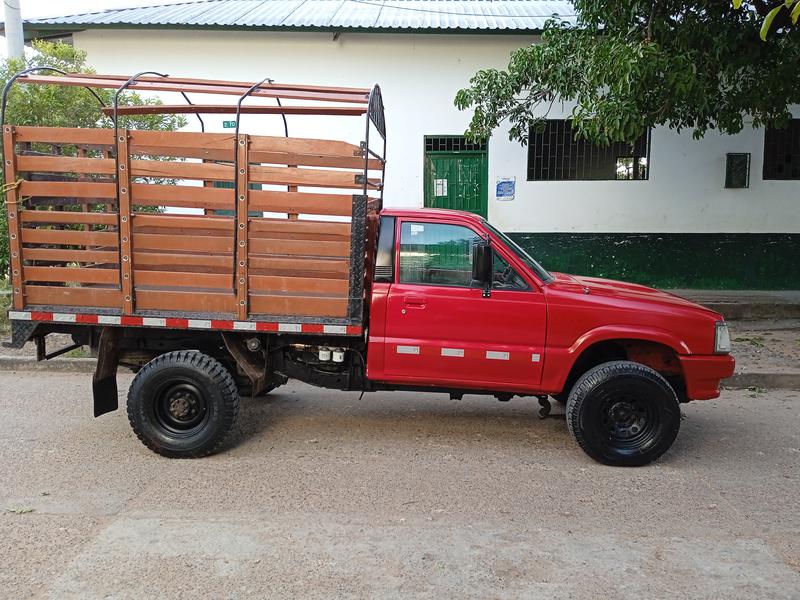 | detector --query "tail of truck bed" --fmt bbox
[2,70,385,336]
